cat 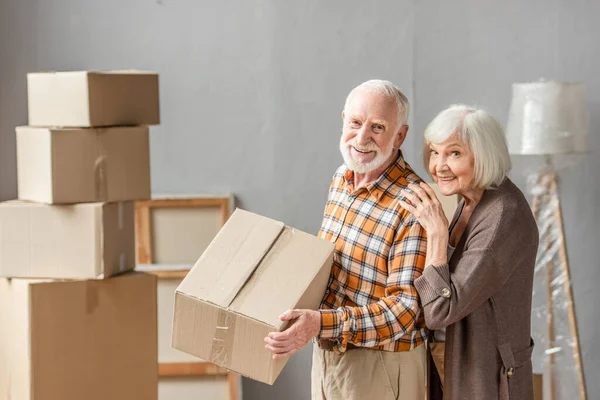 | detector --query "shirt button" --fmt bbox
[441,288,451,298]
[507,367,514,377]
